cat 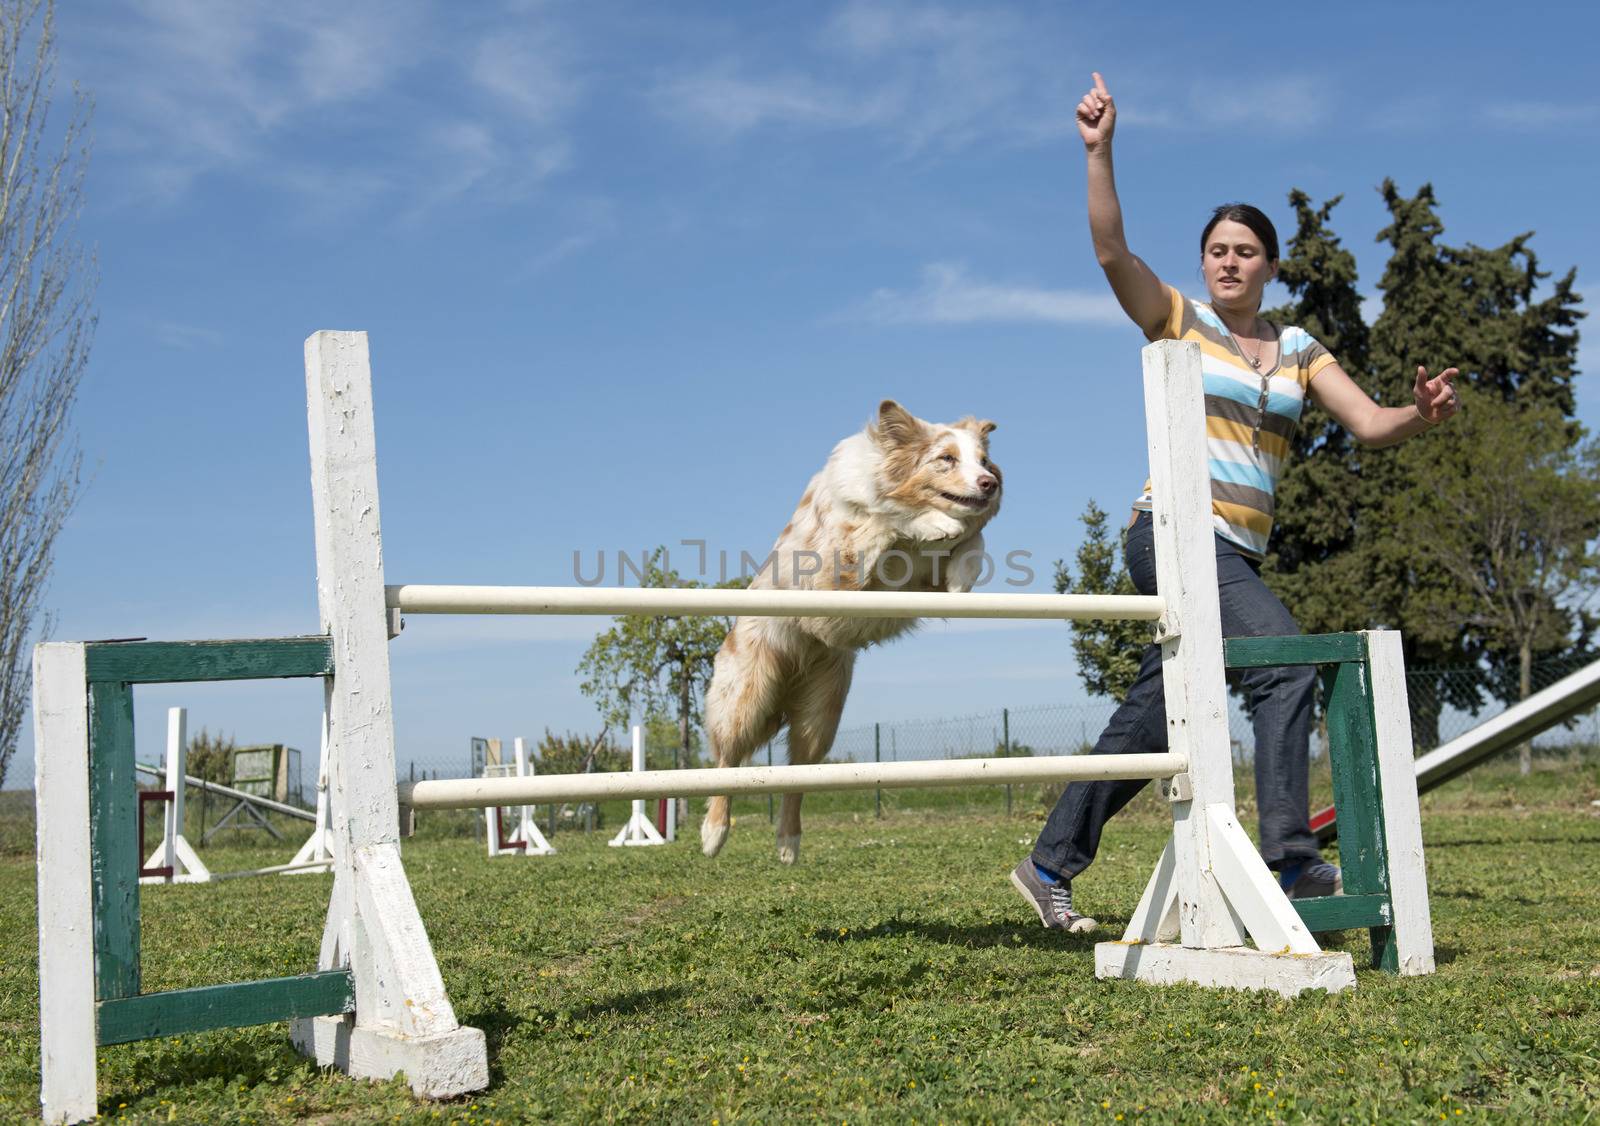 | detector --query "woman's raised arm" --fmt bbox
[1078,73,1169,339]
